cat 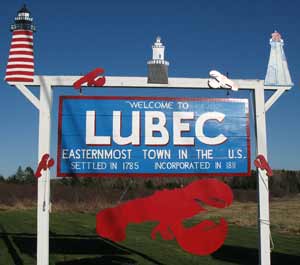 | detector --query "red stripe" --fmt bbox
[9,51,34,56]
[8,58,34,63]
[11,44,33,49]
[12,38,33,43]
[6,64,34,69]
[13,30,33,36]
[6,71,34,76]
[5,77,33,82]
